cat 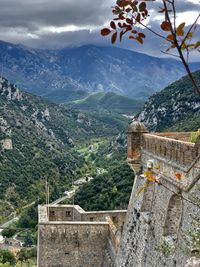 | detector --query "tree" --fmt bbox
[23,233,34,247]
[101,0,200,96]
[0,250,16,267]
[18,203,38,229]
[0,262,12,267]
[16,248,31,266]
[16,247,36,267]
[1,229,16,239]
